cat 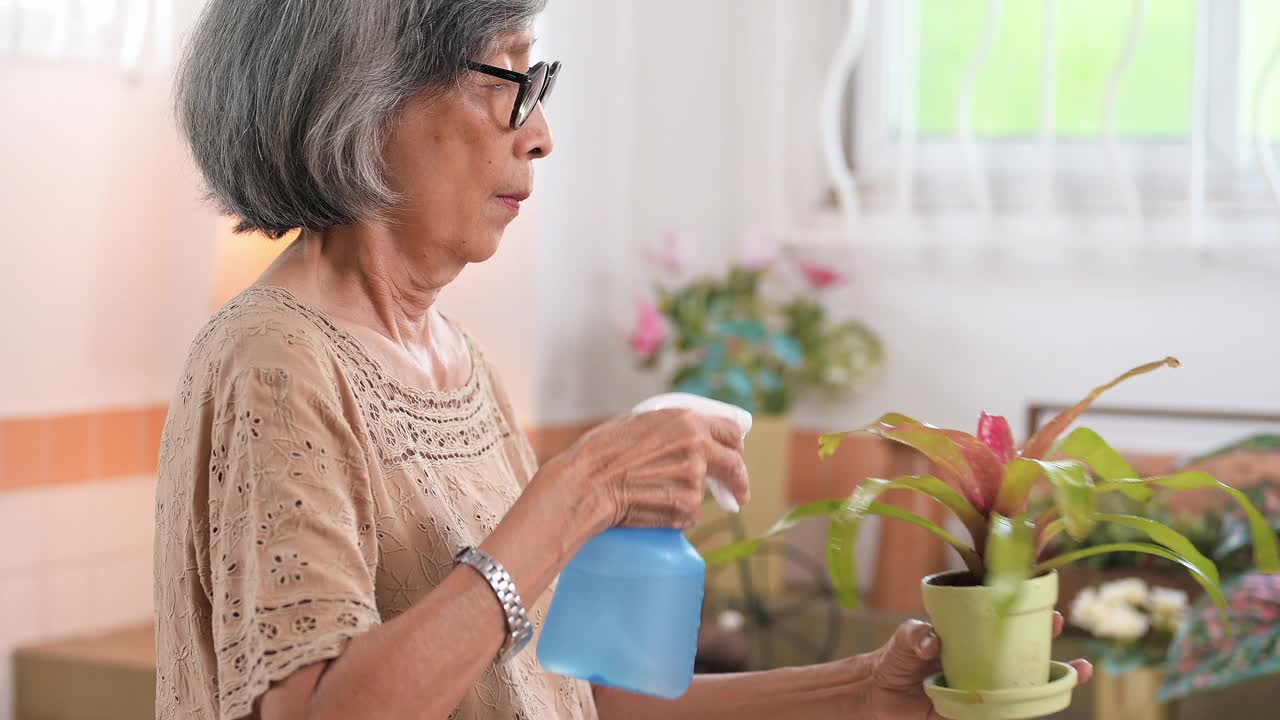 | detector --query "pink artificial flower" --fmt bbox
[629,300,668,361]
[796,259,845,289]
[977,412,1017,464]
[742,233,781,271]
[645,230,688,275]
